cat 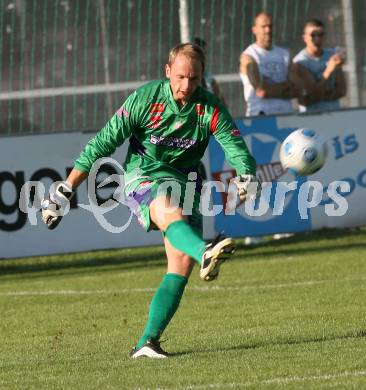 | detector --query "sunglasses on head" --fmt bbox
[310,32,325,38]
